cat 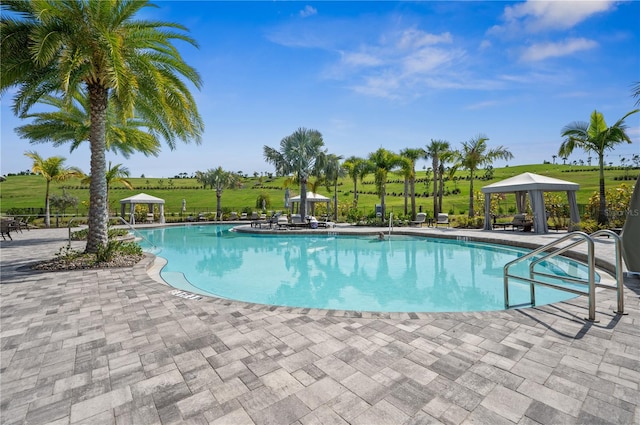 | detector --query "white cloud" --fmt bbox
[521,38,598,61]
[300,5,317,18]
[493,0,618,34]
